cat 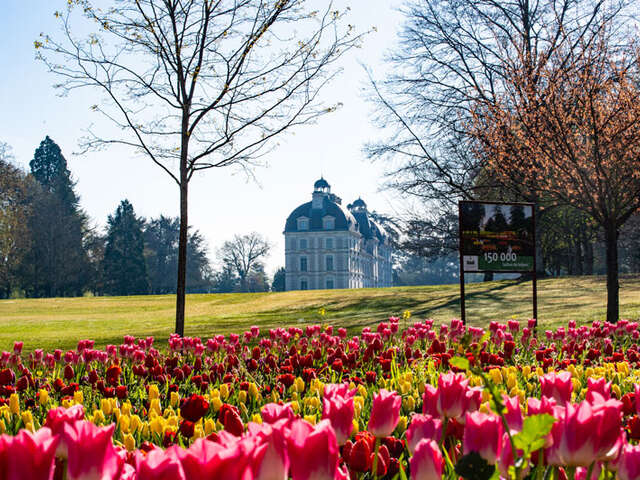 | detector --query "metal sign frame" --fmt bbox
[458,200,537,328]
